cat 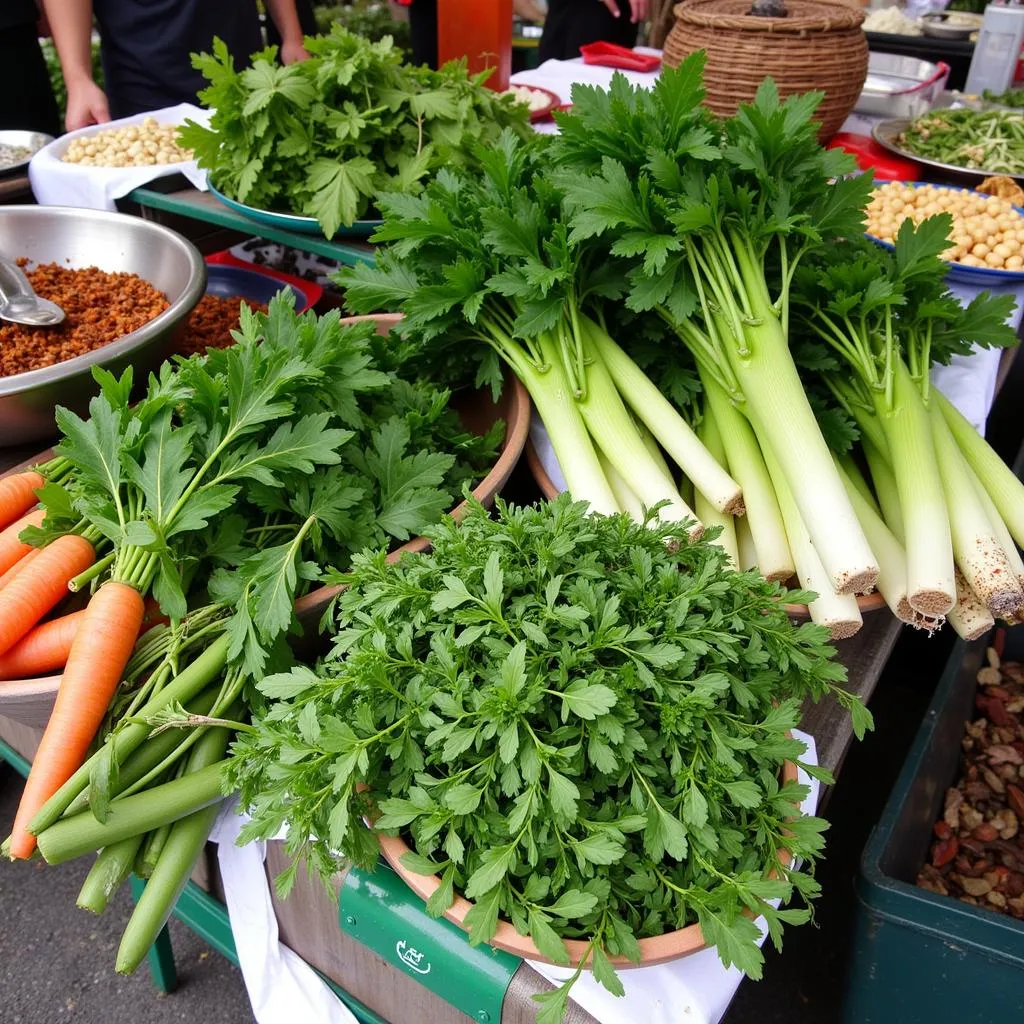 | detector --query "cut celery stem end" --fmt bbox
[936,389,1024,551]
[703,375,794,582]
[577,341,701,537]
[929,401,1024,617]
[761,434,863,640]
[874,360,954,617]
[584,319,743,515]
[863,437,904,546]
[728,311,877,594]
[966,459,1024,589]
[525,337,619,517]
[948,568,995,641]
